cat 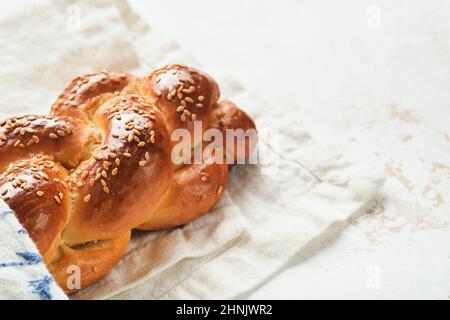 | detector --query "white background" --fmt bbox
[130,0,450,299]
